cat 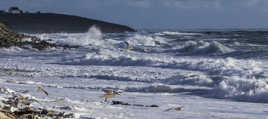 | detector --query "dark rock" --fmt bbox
[0,12,135,33]
[111,100,159,108]
[132,104,145,107]
[174,107,182,111]
[149,105,159,107]
[57,106,72,110]
[0,23,77,50]
[111,101,130,105]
